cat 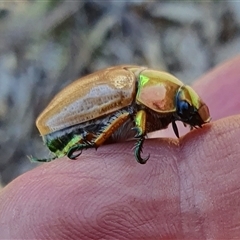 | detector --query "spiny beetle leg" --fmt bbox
[133,110,149,164]
[29,155,57,163]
